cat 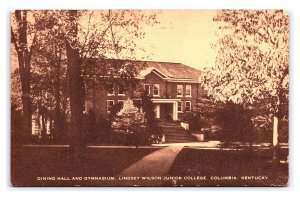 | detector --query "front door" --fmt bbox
[160,103,173,120]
